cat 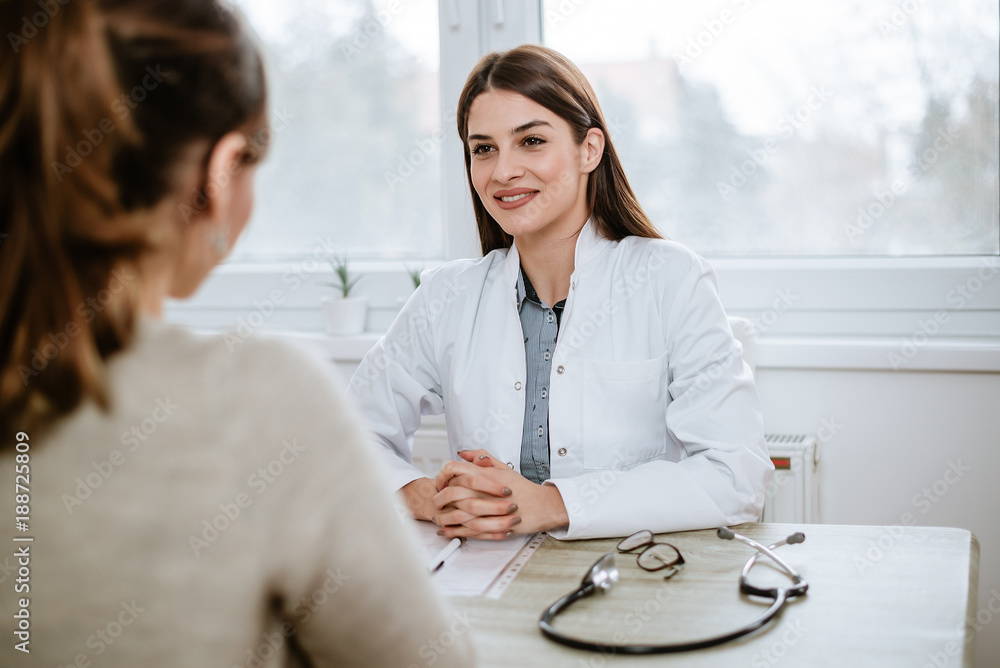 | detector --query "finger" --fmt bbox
[458,449,507,469]
[436,492,518,518]
[440,515,522,537]
[434,507,476,526]
[444,472,513,499]
[436,524,518,541]
[435,459,480,491]
[433,484,489,511]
